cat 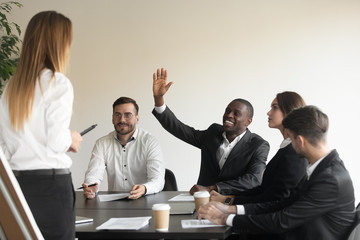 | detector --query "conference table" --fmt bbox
[75,191,233,239]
